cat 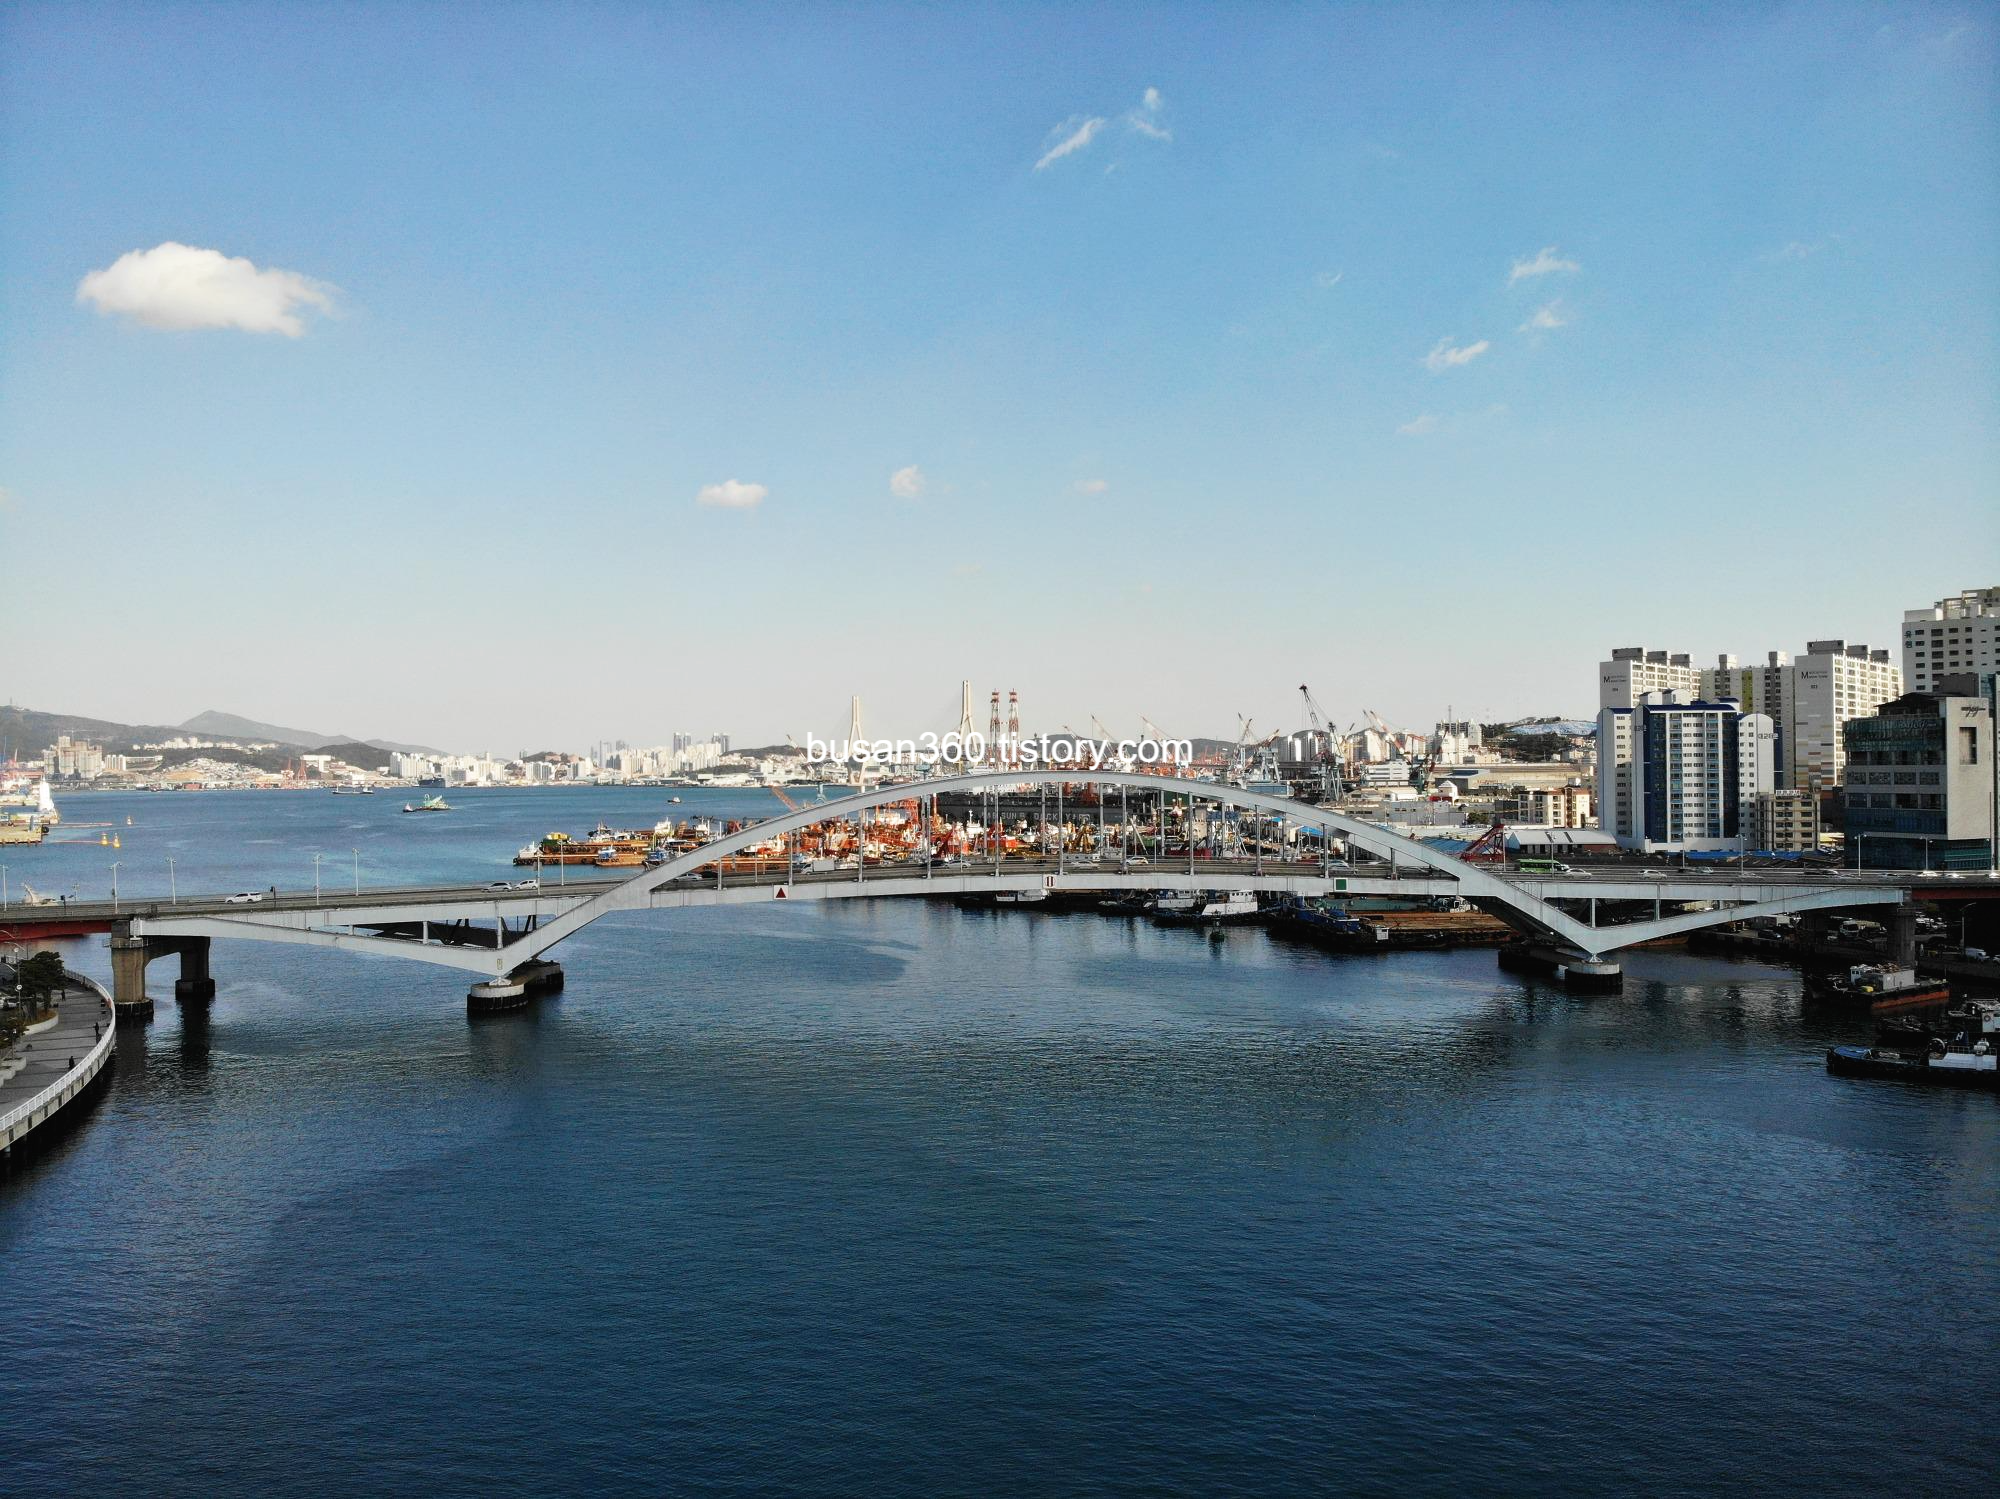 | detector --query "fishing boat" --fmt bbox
[402,794,452,814]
